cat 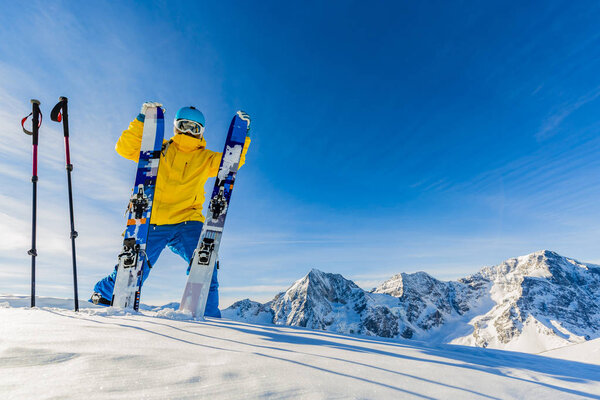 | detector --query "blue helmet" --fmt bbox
[175,106,205,127]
